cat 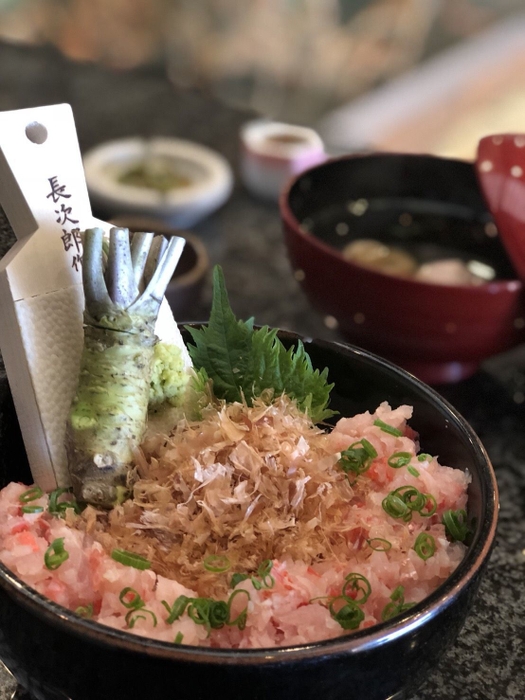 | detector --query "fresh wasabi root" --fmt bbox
[149,342,189,408]
[66,227,185,508]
